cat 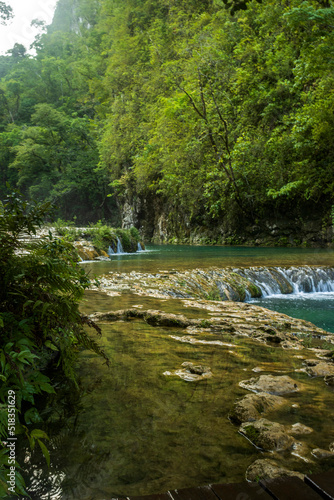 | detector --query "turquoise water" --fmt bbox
[22,245,334,498]
[84,244,334,333]
[250,292,334,333]
[83,244,334,274]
